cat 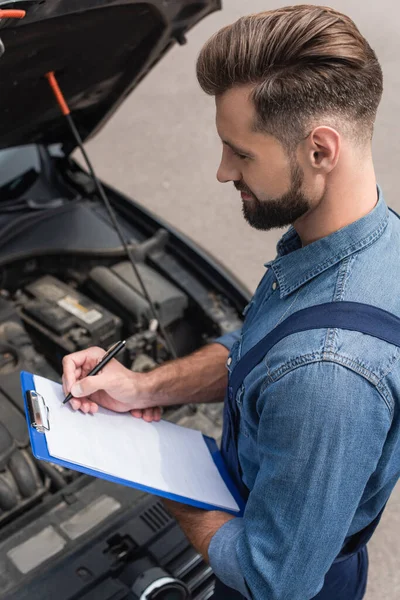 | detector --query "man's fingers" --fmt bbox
[89,402,99,414]
[130,407,163,421]
[80,401,91,414]
[80,401,98,414]
[153,407,162,421]
[143,407,162,422]
[131,409,143,418]
[68,399,98,414]
[70,373,109,398]
[70,399,81,411]
[142,408,153,422]
[62,347,105,391]
[64,367,83,396]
